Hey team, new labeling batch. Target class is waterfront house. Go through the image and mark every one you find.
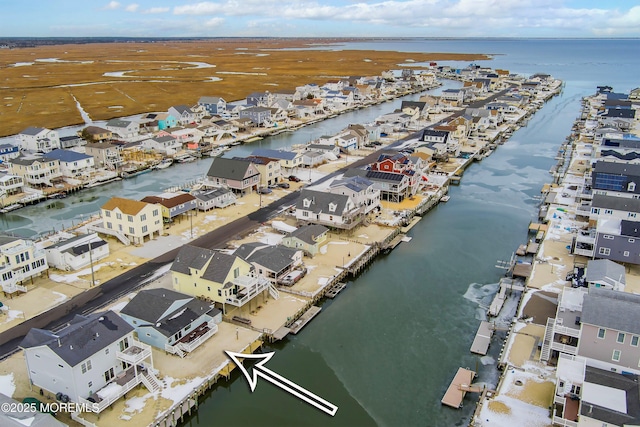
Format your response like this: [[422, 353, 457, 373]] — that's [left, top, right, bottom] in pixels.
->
[[105, 119, 140, 142], [85, 142, 123, 169], [43, 149, 95, 179], [168, 105, 197, 126], [307, 143, 340, 157], [234, 243, 303, 286], [150, 113, 178, 130], [598, 108, 636, 131], [192, 187, 237, 211], [239, 106, 272, 126], [59, 134, 85, 149], [0, 173, 24, 197], [16, 127, 60, 153], [81, 126, 112, 143], [302, 151, 325, 168], [167, 126, 204, 145], [8, 155, 63, 188], [0, 143, 20, 164], [573, 217, 640, 264], [595, 134, 640, 164], [0, 234, 48, 295], [329, 175, 381, 215], [344, 168, 412, 203], [241, 156, 282, 187], [295, 188, 364, 230], [44, 233, 108, 272], [19, 310, 160, 414], [585, 259, 625, 291], [170, 245, 277, 316], [246, 92, 272, 106], [421, 129, 450, 145], [281, 224, 329, 257], [588, 194, 640, 226], [198, 96, 227, 115], [140, 192, 197, 223], [591, 160, 640, 199], [119, 288, 222, 358], [141, 135, 182, 156], [400, 101, 428, 118], [251, 148, 303, 170], [99, 197, 163, 245], [204, 157, 260, 194], [440, 88, 466, 106]]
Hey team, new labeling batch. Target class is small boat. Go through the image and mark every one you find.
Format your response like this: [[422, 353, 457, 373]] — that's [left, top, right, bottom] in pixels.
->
[[121, 167, 152, 179], [174, 154, 197, 163], [440, 195, 450, 202], [0, 203, 23, 213], [48, 192, 67, 199], [154, 158, 173, 169]]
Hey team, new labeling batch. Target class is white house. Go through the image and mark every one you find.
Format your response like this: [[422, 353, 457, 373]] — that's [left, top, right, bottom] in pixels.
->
[[0, 235, 48, 294], [41, 149, 95, 179], [105, 119, 140, 142], [44, 233, 109, 272], [142, 135, 182, 156], [19, 310, 160, 414], [15, 127, 60, 153]]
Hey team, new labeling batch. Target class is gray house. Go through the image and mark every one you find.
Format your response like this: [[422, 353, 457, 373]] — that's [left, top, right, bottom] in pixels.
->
[[19, 311, 159, 413], [120, 289, 222, 358], [192, 187, 237, 211], [205, 157, 260, 194], [585, 259, 626, 291], [198, 96, 227, 115], [281, 224, 329, 257], [577, 288, 640, 375], [592, 160, 640, 198], [235, 243, 303, 285], [140, 192, 197, 222], [593, 218, 640, 265], [295, 189, 363, 230], [239, 106, 272, 126]]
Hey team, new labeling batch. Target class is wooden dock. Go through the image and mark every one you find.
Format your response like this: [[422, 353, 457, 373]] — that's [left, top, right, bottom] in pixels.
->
[[470, 321, 494, 355], [488, 278, 525, 317], [289, 306, 321, 334], [441, 367, 476, 408], [325, 282, 346, 299]]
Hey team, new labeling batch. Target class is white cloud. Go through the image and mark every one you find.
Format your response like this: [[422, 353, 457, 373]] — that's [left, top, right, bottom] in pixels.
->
[[103, 1, 120, 10], [204, 17, 225, 28], [143, 7, 170, 14], [125, 3, 139, 12]]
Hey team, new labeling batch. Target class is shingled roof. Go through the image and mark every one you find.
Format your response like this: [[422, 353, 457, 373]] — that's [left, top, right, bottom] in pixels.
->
[[101, 197, 152, 215]]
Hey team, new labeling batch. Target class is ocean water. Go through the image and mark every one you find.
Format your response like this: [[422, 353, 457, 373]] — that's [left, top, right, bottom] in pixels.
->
[[178, 39, 639, 427]]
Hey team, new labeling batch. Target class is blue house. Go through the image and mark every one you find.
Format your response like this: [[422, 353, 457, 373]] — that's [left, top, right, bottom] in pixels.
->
[[119, 288, 222, 358], [198, 96, 227, 115], [157, 113, 178, 130], [0, 143, 19, 164]]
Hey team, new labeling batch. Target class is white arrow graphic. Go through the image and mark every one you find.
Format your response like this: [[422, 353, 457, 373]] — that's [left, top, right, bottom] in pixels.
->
[[225, 350, 338, 416]]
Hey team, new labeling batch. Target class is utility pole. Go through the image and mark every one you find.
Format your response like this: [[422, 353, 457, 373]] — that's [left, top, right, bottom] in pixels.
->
[[88, 238, 95, 287]]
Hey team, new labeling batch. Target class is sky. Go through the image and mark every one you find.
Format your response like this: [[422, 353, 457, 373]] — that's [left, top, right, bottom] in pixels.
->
[[1, 0, 639, 38]]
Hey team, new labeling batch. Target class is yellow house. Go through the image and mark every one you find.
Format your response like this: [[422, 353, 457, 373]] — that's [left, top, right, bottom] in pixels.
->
[[100, 197, 163, 245], [170, 245, 276, 315], [247, 156, 282, 186], [0, 235, 49, 294]]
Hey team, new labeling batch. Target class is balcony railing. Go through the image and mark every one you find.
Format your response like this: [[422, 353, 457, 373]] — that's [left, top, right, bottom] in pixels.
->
[[553, 323, 581, 338], [78, 374, 141, 413], [226, 275, 271, 307], [552, 415, 578, 427], [551, 341, 578, 355], [165, 321, 218, 357], [116, 339, 152, 365]]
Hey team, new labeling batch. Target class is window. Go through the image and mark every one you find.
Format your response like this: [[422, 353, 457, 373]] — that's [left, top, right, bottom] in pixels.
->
[[81, 360, 92, 373], [629, 213, 637, 219], [105, 348, 109, 355], [598, 328, 606, 339], [603, 235, 614, 240], [140, 214, 146, 221], [632, 336, 639, 347], [127, 215, 133, 222], [107, 222, 112, 229], [207, 286, 211, 291], [234, 267, 240, 278], [629, 182, 636, 192], [618, 333, 625, 343], [604, 209, 613, 215], [599, 247, 611, 256], [88, 381, 93, 388], [116, 213, 122, 220], [105, 211, 111, 217], [104, 367, 115, 382], [153, 209, 159, 217], [218, 289, 222, 297], [303, 199, 311, 208], [302, 211, 309, 217], [612, 349, 621, 362], [142, 225, 148, 233], [129, 227, 134, 234]]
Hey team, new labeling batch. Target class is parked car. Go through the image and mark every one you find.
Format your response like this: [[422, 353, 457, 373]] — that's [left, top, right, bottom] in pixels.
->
[[258, 187, 272, 194], [288, 175, 301, 182], [277, 182, 290, 189]]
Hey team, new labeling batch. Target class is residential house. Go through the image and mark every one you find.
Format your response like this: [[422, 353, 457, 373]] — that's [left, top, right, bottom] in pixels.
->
[[80, 126, 112, 143], [105, 119, 140, 141], [239, 106, 272, 126], [19, 310, 159, 413], [578, 288, 640, 375], [154, 113, 178, 130], [59, 134, 86, 149], [0, 143, 20, 164], [142, 135, 182, 156], [585, 259, 626, 291], [596, 134, 640, 164], [295, 189, 364, 230], [241, 156, 282, 187], [0, 393, 66, 426], [281, 224, 329, 257], [234, 243, 303, 286], [0, 234, 48, 294], [44, 233, 108, 272], [292, 99, 324, 117], [307, 143, 340, 157], [99, 197, 163, 245], [140, 192, 197, 223], [168, 105, 197, 125], [198, 96, 227, 115], [16, 127, 60, 153], [422, 129, 450, 145], [302, 151, 325, 168], [119, 288, 222, 358], [84, 143, 123, 169], [588, 194, 640, 226], [167, 126, 204, 146], [344, 168, 412, 203], [598, 108, 636, 131], [42, 149, 95, 179], [246, 92, 271, 106], [192, 187, 237, 211], [204, 157, 260, 194], [0, 173, 24, 197], [8, 155, 62, 188], [591, 161, 640, 199], [170, 245, 276, 315], [251, 148, 303, 170], [371, 152, 419, 194], [540, 286, 587, 363], [439, 88, 466, 106], [329, 175, 380, 215]]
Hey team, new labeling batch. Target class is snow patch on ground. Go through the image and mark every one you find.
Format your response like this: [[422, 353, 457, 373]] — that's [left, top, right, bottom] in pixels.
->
[[0, 373, 16, 397], [123, 392, 155, 414]]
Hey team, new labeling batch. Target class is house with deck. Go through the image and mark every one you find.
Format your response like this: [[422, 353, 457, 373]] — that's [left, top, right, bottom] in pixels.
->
[[329, 175, 381, 215], [0, 173, 24, 197], [204, 157, 260, 194], [168, 105, 197, 125], [81, 126, 112, 143], [585, 259, 626, 291], [0, 143, 20, 164], [85, 143, 123, 169], [170, 245, 278, 316], [141, 135, 182, 156], [0, 234, 48, 295], [105, 119, 140, 142], [16, 127, 60, 153], [591, 161, 640, 199], [198, 96, 227, 115], [59, 134, 86, 149], [140, 192, 197, 223], [98, 197, 163, 245], [234, 243, 304, 286], [19, 310, 160, 414], [241, 156, 282, 187], [44, 233, 109, 272], [42, 149, 95, 179], [295, 189, 364, 230], [119, 288, 222, 358], [8, 155, 63, 188], [239, 106, 272, 126], [192, 187, 237, 211], [251, 148, 303, 170], [281, 224, 329, 257]]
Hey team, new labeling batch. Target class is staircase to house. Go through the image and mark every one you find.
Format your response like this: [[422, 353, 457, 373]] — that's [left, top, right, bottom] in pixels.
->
[[540, 317, 555, 362], [87, 224, 130, 245], [164, 343, 186, 358], [141, 370, 162, 392], [1, 270, 28, 294], [269, 284, 280, 300]]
